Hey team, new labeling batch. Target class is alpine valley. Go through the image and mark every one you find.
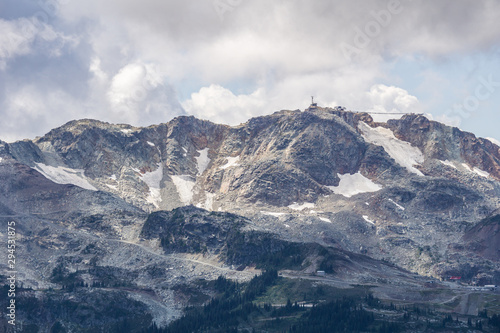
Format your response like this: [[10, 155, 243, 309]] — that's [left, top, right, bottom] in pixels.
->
[[1, 106, 500, 332]]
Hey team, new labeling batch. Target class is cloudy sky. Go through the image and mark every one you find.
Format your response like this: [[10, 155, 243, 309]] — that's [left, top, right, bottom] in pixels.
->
[[1, 0, 500, 142]]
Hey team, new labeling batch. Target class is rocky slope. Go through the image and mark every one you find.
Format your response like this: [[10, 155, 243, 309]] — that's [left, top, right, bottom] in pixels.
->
[[4, 107, 499, 276], [1, 106, 500, 331]]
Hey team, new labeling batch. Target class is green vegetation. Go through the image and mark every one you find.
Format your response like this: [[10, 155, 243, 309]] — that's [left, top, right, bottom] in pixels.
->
[[141, 271, 390, 333], [139, 272, 500, 333], [255, 278, 371, 305]]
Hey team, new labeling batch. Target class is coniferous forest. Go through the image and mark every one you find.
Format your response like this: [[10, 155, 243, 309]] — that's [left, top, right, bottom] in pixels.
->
[[138, 269, 499, 333]]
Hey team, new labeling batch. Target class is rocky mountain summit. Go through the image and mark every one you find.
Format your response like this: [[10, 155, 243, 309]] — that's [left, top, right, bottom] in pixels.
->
[[1, 106, 500, 331]]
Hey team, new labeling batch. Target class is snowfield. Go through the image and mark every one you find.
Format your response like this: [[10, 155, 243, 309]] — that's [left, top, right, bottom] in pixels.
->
[[359, 122, 424, 176], [327, 172, 382, 197], [261, 211, 287, 217], [461, 163, 490, 178], [220, 156, 240, 169], [288, 202, 315, 211], [141, 164, 164, 208], [473, 167, 490, 178], [439, 160, 457, 169], [171, 175, 195, 205], [196, 148, 210, 175], [33, 163, 97, 191]]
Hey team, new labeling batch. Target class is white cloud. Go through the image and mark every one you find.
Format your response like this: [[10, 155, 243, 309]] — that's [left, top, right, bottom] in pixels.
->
[[107, 62, 159, 109], [89, 57, 108, 82], [183, 71, 423, 126], [182, 84, 267, 125], [104, 62, 184, 126], [365, 84, 423, 121], [3, 0, 500, 141]]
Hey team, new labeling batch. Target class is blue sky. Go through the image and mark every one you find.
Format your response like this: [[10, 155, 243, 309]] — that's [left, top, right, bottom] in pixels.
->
[[1, 0, 500, 143]]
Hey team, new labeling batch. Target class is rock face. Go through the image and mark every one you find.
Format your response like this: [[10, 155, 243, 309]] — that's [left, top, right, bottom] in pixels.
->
[[3, 108, 500, 276], [1, 106, 500, 330], [386, 114, 500, 179], [463, 210, 500, 261]]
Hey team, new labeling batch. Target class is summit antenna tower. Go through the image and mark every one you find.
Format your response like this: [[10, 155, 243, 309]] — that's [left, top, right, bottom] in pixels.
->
[[310, 96, 317, 107]]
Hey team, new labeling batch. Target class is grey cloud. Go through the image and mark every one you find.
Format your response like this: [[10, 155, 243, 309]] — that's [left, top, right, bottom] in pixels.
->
[[1, 0, 42, 20], [1, 0, 500, 141]]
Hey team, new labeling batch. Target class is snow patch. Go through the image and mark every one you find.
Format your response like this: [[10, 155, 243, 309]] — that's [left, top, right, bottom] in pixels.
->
[[388, 198, 405, 211], [141, 164, 164, 208], [0, 157, 3, 163], [460, 164, 489, 177], [319, 217, 332, 223], [261, 211, 287, 217], [487, 137, 500, 146], [284, 224, 290, 228], [109, 174, 117, 180], [106, 184, 118, 191], [473, 167, 490, 178], [440, 160, 457, 169], [359, 122, 424, 176], [196, 148, 210, 175], [327, 172, 382, 198], [121, 129, 132, 134], [288, 202, 315, 211], [171, 175, 195, 205], [220, 156, 240, 169], [33, 163, 97, 191], [147, 141, 155, 147], [362, 215, 375, 225]]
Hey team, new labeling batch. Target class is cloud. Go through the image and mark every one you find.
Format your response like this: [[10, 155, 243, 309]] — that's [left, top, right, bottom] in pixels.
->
[[0, 18, 35, 69], [182, 66, 385, 125], [182, 84, 266, 125], [0, 16, 78, 69], [0, 17, 66, 69], [2, 0, 500, 141], [105, 62, 185, 126], [366, 84, 422, 113], [364, 84, 423, 122], [0, 84, 85, 142]]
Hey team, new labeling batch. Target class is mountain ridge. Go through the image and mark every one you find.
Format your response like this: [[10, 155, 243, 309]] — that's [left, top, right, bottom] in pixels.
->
[[1, 106, 500, 331]]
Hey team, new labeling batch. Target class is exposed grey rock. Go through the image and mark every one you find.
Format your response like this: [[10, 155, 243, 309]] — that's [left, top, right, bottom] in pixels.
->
[[2, 107, 500, 330]]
